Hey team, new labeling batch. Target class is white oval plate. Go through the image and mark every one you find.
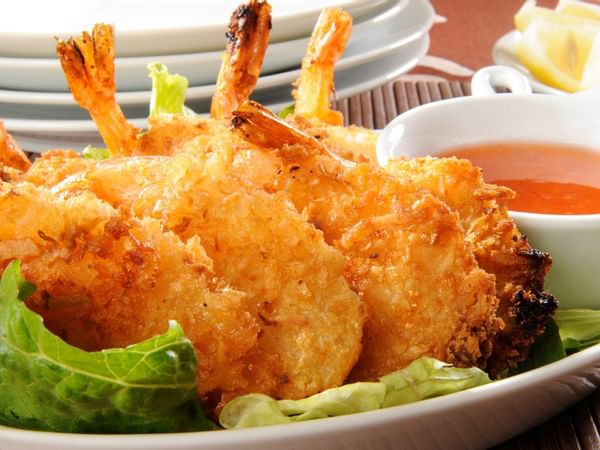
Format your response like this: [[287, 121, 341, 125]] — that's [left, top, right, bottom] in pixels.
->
[[0, 39, 306, 93], [492, 30, 568, 96], [6, 33, 429, 153], [0, 341, 599, 450], [0, 0, 402, 92], [0, 0, 429, 101], [0, 0, 389, 58], [0, 2, 398, 92]]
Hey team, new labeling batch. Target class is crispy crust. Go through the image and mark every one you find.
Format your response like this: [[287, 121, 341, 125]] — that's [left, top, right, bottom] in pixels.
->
[[385, 157, 557, 376], [230, 102, 503, 381]]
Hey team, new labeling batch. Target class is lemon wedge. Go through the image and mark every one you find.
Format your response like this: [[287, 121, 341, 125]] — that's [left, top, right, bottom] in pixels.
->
[[514, 1, 600, 32], [556, 0, 600, 21], [580, 33, 600, 90], [517, 18, 599, 92]]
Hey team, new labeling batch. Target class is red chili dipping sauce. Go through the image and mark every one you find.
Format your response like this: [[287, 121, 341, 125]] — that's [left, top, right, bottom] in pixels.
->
[[439, 142, 600, 215]]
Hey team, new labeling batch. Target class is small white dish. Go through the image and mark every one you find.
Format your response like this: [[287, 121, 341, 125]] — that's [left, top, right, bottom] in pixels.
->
[[377, 68, 600, 308], [0, 0, 429, 94], [492, 30, 568, 96], [0, 0, 389, 58]]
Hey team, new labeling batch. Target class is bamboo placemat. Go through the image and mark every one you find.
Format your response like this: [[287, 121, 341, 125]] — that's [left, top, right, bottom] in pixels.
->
[[20, 79, 600, 449], [334, 79, 472, 128]]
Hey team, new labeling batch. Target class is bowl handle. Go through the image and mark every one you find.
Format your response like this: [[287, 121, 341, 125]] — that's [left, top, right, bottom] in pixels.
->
[[471, 65, 532, 96]]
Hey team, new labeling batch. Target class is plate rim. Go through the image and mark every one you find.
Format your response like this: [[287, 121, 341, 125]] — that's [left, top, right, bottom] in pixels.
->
[[0, 0, 428, 104], [0, 0, 389, 57], [0, 340, 598, 448], [4, 32, 429, 138]]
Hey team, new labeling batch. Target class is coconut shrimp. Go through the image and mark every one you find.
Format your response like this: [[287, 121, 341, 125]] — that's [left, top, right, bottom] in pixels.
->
[[384, 157, 557, 374], [0, 180, 263, 405], [139, 0, 271, 153], [231, 100, 502, 380], [291, 7, 351, 125], [56, 24, 207, 158], [280, 7, 379, 163], [56, 24, 140, 156], [211, 0, 272, 119], [16, 146, 364, 410]]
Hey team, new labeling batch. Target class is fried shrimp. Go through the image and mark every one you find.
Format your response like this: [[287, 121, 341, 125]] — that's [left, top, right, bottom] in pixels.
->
[[292, 8, 351, 126], [210, 0, 272, 119], [16, 148, 363, 409], [0, 181, 261, 402], [230, 100, 501, 380], [384, 157, 557, 374], [284, 7, 378, 163], [56, 24, 140, 156], [56, 24, 207, 157], [287, 114, 379, 163], [0, 0, 559, 426]]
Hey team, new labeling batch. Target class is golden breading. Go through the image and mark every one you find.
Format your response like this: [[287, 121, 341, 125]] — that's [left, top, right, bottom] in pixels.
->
[[384, 157, 557, 375], [28, 150, 364, 407], [19, 149, 93, 186], [286, 115, 379, 164], [229, 102, 502, 380], [276, 157, 500, 380], [211, 0, 272, 119], [0, 182, 260, 401]]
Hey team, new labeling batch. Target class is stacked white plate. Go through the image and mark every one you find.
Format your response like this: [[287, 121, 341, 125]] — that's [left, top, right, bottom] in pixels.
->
[[0, 0, 434, 152]]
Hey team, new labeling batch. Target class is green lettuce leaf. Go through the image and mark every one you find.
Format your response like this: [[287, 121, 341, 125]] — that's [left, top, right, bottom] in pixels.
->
[[0, 260, 213, 433], [147, 62, 190, 117], [82, 145, 110, 160], [219, 356, 490, 429], [555, 309, 600, 353], [380, 357, 490, 407], [277, 103, 295, 119]]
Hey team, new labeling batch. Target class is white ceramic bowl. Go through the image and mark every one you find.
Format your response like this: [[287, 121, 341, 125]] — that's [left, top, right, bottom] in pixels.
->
[[376, 66, 600, 309]]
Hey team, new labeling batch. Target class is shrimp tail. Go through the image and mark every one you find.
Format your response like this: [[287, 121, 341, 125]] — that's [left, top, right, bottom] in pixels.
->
[[211, 0, 272, 120], [231, 100, 354, 167], [56, 24, 140, 156], [232, 100, 322, 151], [292, 8, 352, 126], [0, 120, 31, 176]]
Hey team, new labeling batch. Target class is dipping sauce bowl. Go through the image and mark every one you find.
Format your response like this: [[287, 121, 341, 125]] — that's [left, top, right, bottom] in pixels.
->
[[376, 66, 600, 308]]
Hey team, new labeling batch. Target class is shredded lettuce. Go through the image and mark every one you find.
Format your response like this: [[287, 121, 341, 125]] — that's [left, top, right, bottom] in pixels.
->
[[219, 357, 490, 429], [277, 103, 295, 119], [0, 260, 213, 433], [82, 145, 110, 160], [380, 357, 491, 407], [147, 62, 190, 117]]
